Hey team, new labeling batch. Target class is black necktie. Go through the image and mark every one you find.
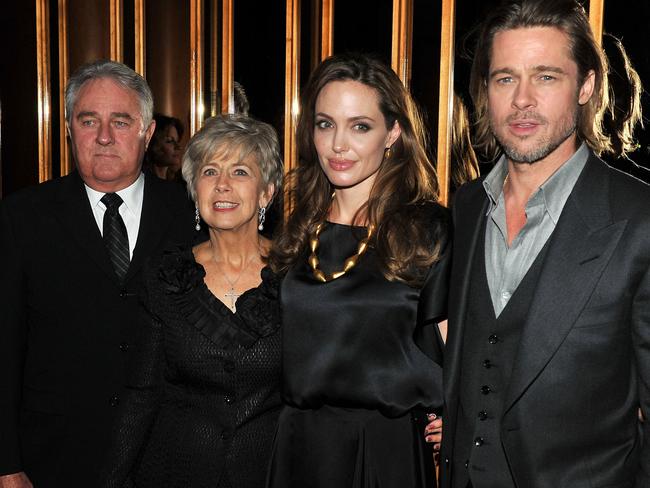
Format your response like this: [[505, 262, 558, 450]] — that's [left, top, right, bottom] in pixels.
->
[[101, 193, 130, 281]]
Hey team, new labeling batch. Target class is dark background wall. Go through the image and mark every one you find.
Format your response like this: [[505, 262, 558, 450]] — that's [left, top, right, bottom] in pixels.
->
[[2, 0, 649, 198]]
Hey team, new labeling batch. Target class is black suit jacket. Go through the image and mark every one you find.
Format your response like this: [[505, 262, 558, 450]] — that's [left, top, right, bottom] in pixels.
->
[[440, 154, 650, 488], [0, 171, 195, 487]]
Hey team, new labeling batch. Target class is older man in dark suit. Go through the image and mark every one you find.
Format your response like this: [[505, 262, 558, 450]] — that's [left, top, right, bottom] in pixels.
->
[[0, 60, 195, 488], [440, 1, 650, 487]]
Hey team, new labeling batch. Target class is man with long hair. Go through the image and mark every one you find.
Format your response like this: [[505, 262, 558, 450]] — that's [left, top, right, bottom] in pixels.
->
[[441, 1, 650, 487]]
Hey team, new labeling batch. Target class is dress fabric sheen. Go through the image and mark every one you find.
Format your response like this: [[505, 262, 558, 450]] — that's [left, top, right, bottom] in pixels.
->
[[268, 206, 450, 488], [101, 245, 282, 488]]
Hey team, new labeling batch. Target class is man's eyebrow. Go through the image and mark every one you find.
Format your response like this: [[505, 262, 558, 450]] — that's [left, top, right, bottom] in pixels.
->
[[75, 111, 98, 119], [111, 112, 136, 120], [75, 111, 136, 120], [489, 68, 515, 79], [489, 65, 567, 78], [532, 65, 567, 74]]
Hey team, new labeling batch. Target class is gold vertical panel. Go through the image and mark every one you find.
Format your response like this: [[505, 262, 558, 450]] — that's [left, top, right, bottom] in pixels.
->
[[210, 0, 219, 116], [391, 0, 413, 86], [134, 0, 146, 75], [58, 0, 71, 175], [436, 0, 455, 207], [285, 0, 301, 178], [36, 0, 52, 182], [110, 0, 123, 62], [190, 0, 204, 135], [320, 0, 334, 61], [221, 0, 234, 113], [588, 0, 604, 44]]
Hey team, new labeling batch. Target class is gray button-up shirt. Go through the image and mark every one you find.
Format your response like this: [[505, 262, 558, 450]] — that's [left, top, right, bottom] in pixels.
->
[[483, 143, 589, 317]]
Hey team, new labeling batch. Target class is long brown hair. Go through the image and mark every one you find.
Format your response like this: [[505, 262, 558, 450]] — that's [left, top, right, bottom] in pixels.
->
[[602, 33, 644, 160], [270, 53, 445, 286], [469, 0, 611, 159]]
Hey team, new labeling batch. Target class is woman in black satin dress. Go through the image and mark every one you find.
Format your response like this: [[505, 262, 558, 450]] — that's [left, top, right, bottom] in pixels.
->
[[101, 113, 283, 488], [268, 53, 449, 488]]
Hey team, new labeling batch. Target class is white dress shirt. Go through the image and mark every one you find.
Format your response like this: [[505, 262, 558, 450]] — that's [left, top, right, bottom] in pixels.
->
[[85, 173, 145, 259]]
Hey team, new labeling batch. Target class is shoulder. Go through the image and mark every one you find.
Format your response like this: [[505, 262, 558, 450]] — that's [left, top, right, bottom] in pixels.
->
[[452, 176, 487, 209], [144, 173, 190, 203], [144, 243, 205, 296], [1, 174, 75, 212], [589, 155, 650, 212]]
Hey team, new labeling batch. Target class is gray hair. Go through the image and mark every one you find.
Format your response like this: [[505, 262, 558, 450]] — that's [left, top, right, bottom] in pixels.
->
[[182, 113, 283, 203], [65, 60, 154, 128]]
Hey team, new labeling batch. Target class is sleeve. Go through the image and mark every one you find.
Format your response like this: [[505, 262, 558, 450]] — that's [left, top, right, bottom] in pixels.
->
[[99, 274, 166, 488], [632, 262, 650, 487], [414, 219, 452, 368], [0, 201, 28, 475]]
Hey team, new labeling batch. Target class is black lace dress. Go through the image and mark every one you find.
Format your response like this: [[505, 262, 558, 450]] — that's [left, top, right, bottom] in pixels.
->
[[101, 246, 282, 488]]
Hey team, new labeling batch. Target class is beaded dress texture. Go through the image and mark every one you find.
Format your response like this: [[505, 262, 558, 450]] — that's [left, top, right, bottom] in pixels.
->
[[101, 245, 282, 488]]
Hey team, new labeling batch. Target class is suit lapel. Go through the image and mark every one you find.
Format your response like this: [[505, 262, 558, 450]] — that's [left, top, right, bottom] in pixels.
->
[[53, 172, 120, 284], [126, 174, 184, 282], [445, 182, 490, 401], [503, 156, 627, 414]]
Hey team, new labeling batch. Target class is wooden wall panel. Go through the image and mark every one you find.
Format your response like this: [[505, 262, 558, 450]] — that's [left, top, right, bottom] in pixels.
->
[[67, 0, 111, 72], [589, 0, 604, 44], [145, 0, 190, 137], [436, 0, 455, 206]]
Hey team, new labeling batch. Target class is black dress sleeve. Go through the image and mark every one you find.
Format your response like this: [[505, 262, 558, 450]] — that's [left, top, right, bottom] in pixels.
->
[[414, 210, 452, 366], [100, 274, 165, 488]]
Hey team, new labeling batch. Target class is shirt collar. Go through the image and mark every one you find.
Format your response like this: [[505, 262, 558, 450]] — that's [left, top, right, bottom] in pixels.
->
[[85, 172, 145, 218], [482, 143, 589, 223], [537, 143, 589, 223]]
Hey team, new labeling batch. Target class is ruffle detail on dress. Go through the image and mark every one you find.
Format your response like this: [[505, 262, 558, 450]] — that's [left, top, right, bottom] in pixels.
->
[[157, 246, 280, 350]]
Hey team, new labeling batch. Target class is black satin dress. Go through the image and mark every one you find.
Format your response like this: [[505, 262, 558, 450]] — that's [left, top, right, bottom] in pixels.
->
[[101, 246, 282, 488], [267, 206, 450, 488]]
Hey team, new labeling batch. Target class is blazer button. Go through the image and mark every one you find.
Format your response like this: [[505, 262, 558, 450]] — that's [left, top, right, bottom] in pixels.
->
[[474, 437, 484, 447], [481, 385, 491, 395], [224, 395, 234, 405], [488, 334, 499, 344], [119, 342, 130, 352], [119, 290, 127, 298], [482, 359, 492, 369], [464, 460, 469, 468], [444, 457, 450, 465], [109, 394, 120, 407], [478, 410, 488, 421]]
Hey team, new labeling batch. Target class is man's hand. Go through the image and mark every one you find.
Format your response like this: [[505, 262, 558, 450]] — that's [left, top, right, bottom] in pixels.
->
[[0, 472, 33, 488]]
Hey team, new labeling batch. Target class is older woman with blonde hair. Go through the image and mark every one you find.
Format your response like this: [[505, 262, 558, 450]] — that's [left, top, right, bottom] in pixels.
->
[[102, 113, 283, 488]]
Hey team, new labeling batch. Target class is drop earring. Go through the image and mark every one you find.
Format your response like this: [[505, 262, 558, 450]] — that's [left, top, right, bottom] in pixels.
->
[[258, 207, 266, 231], [194, 205, 201, 231]]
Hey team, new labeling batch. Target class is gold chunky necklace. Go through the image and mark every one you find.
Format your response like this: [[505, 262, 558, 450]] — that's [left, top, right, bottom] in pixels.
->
[[308, 222, 374, 282]]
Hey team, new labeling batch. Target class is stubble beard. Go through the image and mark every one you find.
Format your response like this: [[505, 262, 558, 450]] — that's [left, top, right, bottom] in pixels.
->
[[490, 110, 578, 165]]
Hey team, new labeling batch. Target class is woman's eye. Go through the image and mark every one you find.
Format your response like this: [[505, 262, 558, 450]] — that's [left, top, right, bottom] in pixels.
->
[[315, 119, 332, 129], [234, 168, 249, 176], [353, 123, 370, 132], [203, 168, 217, 176]]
